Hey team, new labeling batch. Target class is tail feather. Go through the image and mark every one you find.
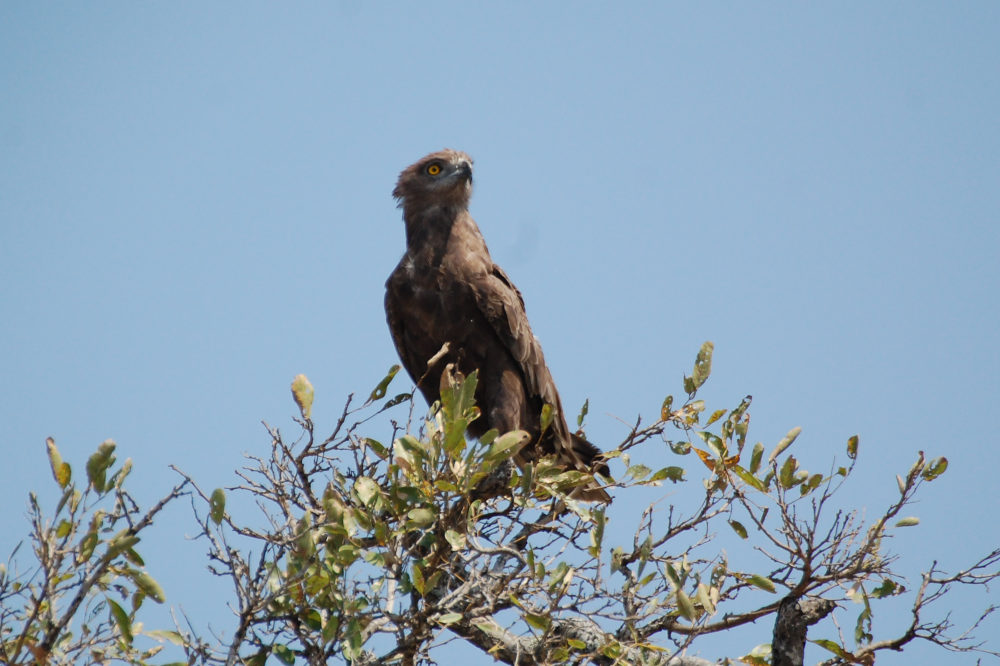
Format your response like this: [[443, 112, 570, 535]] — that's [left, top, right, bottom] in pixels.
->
[[569, 433, 612, 503]]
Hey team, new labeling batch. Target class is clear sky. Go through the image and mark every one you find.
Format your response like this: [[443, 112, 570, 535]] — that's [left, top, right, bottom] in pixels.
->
[[2, 4, 998, 664]]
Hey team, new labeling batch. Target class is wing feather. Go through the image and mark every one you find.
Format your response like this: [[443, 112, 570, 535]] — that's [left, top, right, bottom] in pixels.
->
[[384, 275, 430, 387], [470, 264, 561, 415]]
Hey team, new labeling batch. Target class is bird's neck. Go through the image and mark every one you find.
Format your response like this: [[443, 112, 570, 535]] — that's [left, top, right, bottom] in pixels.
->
[[403, 206, 489, 266]]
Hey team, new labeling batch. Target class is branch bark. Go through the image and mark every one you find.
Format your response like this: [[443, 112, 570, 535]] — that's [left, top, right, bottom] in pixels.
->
[[771, 595, 837, 666]]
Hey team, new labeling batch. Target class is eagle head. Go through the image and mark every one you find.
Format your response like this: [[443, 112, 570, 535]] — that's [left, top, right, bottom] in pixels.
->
[[393, 149, 474, 211]]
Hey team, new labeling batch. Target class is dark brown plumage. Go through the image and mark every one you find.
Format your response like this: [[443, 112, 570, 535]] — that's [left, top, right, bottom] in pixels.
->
[[385, 149, 610, 503]]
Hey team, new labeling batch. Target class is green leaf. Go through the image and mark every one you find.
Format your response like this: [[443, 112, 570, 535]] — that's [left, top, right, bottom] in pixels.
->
[[290, 374, 314, 419], [245, 652, 268, 666], [304, 569, 331, 595], [54, 486, 75, 516], [740, 643, 772, 666], [146, 630, 185, 645], [46, 437, 72, 488], [731, 465, 765, 492], [78, 531, 99, 564], [406, 508, 436, 528], [86, 439, 117, 493], [601, 641, 624, 659], [434, 480, 459, 493], [273, 644, 295, 665], [540, 403, 554, 433], [811, 639, 852, 659], [728, 394, 752, 422], [302, 608, 323, 631], [576, 398, 589, 427], [779, 455, 798, 489], [395, 434, 425, 457], [444, 419, 470, 457], [627, 464, 651, 481], [696, 430, 726, 458], [56, 520, 72, 538], [684, 341, 714, 395], [749, 442, 764, 474], [922, 457, 948, 480], [895, 517, 920, 527], [768, 426, 801, 464], [695, 582, 717, 616], [78, 512, 104, 563], [343, 617, 363, 660], [705, 408, 727, 426], [337, 543, 360, 564], [740, 654, 771, 666], [108, 598, 133, 643], [660, 395, 674, 421], [474, 620, 498, 639], [649, 466, 685, 483], [519, 463, 534, 495], [846, 435, 859, 460], [747, 574, 776, 593], [802, 473, 824, 494], [686, 400, 705, 418], [871, 578, 900, 598], [455, 369, 479, 417], [210, 488, 226, 525], [485, 430, 529, 461], [437, 612, 463, 626], [130, 570, 166, 603], [547, 562, 573, 593], [364, 438, 389, 459], [525, 613, 551, 631], [675, 588, 696, 620], [728, 520, 748, 539], [354, 476, 380, 507], [106, 530, 140, 558], [322, 613, 341, 644], [854, 599, 873, 643], [111, 457, 132, 489], [588, 509, 606, 557], [663, 560, 680, 587], [411, 563, 426, 596], [445, 529, 466, 550], [439, 367, 478, 421], [382, 392, 412, 408], [668, 440, 692, 455], [368, 365, 400, 403]]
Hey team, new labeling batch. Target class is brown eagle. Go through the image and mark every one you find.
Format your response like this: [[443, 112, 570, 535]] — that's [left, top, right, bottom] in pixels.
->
[[385, 149, 610, 503]]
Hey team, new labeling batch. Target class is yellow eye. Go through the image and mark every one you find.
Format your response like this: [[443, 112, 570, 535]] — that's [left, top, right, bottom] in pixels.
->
[[426, 163, 442, 176]]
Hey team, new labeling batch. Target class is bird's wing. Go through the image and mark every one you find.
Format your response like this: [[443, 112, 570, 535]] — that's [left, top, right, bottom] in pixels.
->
[[384, 282, 408, 366], [384, 273, 429, 387], [471, 263, 611, 500], [470, 263, 559, 408]]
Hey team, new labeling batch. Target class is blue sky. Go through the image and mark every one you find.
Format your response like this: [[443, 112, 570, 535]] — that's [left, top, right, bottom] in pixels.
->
[[2, 4, 998, 664]]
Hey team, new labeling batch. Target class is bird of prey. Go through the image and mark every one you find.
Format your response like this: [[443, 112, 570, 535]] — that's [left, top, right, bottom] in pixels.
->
[[384, 149, 610, 503]]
